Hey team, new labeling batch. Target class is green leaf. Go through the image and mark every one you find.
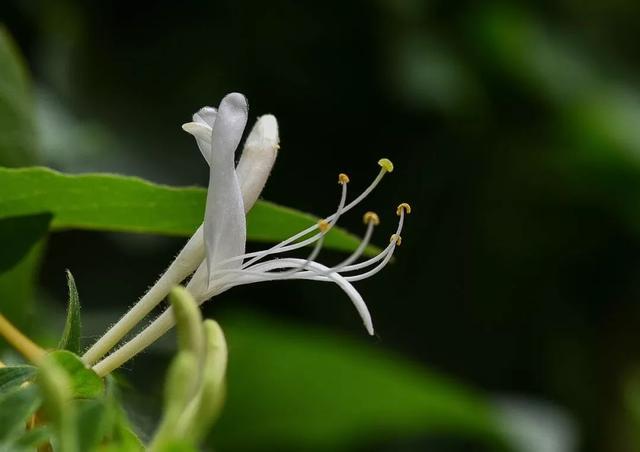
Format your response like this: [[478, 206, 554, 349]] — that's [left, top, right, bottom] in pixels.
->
[[0, 213, 51, 273], [0, 231, 46, 331], [0, 365, 36, 394], [0, 386, 39, 443], [58, 270, 82, 354], [75, 399, 108, 451], [47, 350, 104, 399], [0, 167, 381, 255], [211, 312, 507, 451], [0, 26, 38, 167], [101, 376, 145, 452]]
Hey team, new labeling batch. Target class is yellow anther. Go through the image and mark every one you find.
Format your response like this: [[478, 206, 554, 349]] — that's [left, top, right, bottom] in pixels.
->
[[363, 211, 380, 226], [396, 202, 412, 216], [390, 234, 402, 246], [338, 173, 350, 184], [318, 219, 330, 233], [378, 158, 394, 173]]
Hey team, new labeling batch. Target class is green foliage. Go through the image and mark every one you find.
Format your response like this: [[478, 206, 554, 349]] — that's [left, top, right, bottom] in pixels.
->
[[0, 166, 380, 254], [0, 25, 38, 167], [58, 270, 82, 354], [0, 365, 36, 393], [75, 399, 109, 451], [12, 426, 52, 450], [0, 213, 51, 273], [0, 233, 46, 330], [47, 350, 104, 399], [0, 385, 39, 444], [38, 355, 79, 452], [212, 312, 506, 451]]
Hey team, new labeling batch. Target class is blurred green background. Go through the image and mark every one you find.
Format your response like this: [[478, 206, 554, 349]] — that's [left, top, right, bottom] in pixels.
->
[[3, 1, 640, 451]]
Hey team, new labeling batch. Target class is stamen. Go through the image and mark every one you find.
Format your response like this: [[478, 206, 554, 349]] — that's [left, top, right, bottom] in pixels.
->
[[341, 205, 407, 281], [216, 160, 392, 270], [396, 202, 411, 216], [266, 219, 329, 278], [318, 212, 378, 276], [363, 211, 380, 226], [378, 158, 394, 173], [295, 205, 407, 281], [328, 204, 405, 273], [318, 219, 330, 233]]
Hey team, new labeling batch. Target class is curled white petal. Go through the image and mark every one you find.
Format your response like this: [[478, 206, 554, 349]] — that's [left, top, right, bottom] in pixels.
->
[[211, 258, 374, 335], [183, 106, 217, 164], [194, 106, 217, 127]]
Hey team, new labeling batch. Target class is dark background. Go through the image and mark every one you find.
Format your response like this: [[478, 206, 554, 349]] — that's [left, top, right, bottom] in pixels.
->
[[3, 1, 640, 451]]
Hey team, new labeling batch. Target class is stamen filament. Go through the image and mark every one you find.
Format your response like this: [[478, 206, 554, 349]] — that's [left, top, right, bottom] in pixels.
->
[[237, 175, 349, 270], [319, 214, 377, 276], [234, 166, 389, 270]]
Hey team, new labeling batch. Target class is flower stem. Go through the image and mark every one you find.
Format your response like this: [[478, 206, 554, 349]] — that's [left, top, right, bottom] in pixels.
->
[[0, 314, 45, 363], [93, 308, 176, 377]]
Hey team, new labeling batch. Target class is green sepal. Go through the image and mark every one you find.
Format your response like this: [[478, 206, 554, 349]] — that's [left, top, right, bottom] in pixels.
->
[[57, 270, 82, 354], [47, 350, 104, 399]]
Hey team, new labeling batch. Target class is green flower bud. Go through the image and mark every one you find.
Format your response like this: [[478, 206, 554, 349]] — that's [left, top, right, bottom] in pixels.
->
[[169, 286, 204, 358]]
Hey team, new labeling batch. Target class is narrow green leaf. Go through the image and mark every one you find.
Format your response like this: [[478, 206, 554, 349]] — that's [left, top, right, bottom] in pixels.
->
[[0, 167, 381, 255], [57, 270, 82, 354], [0, 213, 51, 273], [0, 386, 39, 442], [0, 26, 38, 167], [211, 312, 507, 451], [0, 365, 36, 394], [47, 350, 104, 399]]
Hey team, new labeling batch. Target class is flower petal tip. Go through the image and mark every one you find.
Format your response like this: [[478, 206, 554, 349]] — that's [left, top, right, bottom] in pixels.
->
[[245, 114, 280, 151], [221, 92, 249, 114], [182, 122, 211, 141]]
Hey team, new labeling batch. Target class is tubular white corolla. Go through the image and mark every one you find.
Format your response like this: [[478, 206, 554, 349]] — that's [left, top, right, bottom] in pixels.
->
[[86, 91, 410, 378], [92, 167, 410, 377], [82, 97, 279, 366]]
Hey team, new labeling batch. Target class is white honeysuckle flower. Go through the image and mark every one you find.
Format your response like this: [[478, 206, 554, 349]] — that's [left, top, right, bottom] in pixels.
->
[[82, 93, 278, 366], [87, 93, 411, 377]]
